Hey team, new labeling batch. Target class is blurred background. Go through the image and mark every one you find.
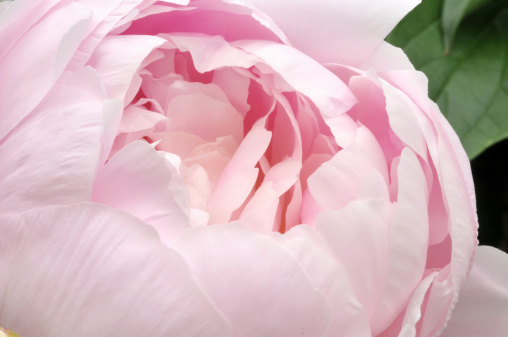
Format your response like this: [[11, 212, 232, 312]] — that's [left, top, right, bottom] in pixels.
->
[[387, 0, 508, 252]]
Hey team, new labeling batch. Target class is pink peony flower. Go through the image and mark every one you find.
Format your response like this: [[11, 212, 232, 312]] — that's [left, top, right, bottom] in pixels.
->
[[1, 0, 507, 336]]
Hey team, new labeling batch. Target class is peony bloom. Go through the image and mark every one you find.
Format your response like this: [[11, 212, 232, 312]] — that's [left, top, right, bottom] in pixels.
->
[[0, 0, 507, 336]]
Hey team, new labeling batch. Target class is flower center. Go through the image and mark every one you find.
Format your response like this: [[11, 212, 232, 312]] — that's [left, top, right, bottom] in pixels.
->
[[109, 35, 338, 233]]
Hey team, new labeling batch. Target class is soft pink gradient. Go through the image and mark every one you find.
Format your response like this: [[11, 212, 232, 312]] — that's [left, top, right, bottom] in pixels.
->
[[1, 0, 507, 336]]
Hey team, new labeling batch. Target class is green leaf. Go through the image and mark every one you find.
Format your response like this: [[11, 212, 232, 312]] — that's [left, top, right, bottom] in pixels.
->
[[387, 0, 508, 159], [442, 0, 492, 52]]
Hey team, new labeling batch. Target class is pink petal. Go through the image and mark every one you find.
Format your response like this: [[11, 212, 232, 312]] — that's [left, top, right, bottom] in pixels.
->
[[0, 203, 230, 337], [171, 224, 330, 337], [426, 103, 478, 332], [87, 35, 165, 103], [439, 246, 508, 337], [150, 131, 206, 159], [0, 67, 106, 214], [361, 41, 415, 71], [93, 140, 190, 244], [417, 267, 454, 337], [212, 68, 252, 117], [166, 33, 259, 72], [347, 74, 405, 165], [278, 225, 373, 337], [239, 159, 301, 232], [118, 105, 169, 134], [316, 199, 392, 322], [246, 0, 419, 66], [234, 40, 358, 147], [165, 93, 244, 143], [0, 0, 59, 61], [372, 148, 429, 334], [0, 1, 92, 141], [124, 2, 283, 43], [207, 123, 272, 224], [307, 126, 389, 211], [381, 79, 428, 160], [67, 0, 150, 70]]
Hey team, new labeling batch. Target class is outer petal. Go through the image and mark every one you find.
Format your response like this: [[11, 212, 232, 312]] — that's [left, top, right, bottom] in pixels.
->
[[0, 1, 92, 141], [278, 225, 373, 337], [440, 246, 508, 337], [67, 0, 156, 70], [372, 148, 429, 334], [246, 0, 419, 66], [316, 199, 392, 324], [381, 70, 478, 336], [170, 224, 331, 337], [0, 0, 60, 60], [0, 203, 230, 337], [0, 67, 106, 214]]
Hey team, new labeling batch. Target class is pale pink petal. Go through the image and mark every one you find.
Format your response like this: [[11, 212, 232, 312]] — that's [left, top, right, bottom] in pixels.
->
[[278, 225, 373, 337], [381, 79, 428, 160], [171, 224, 330, 337], [386, 271, 438, 337], [434, 104, 477, 216], [183, 136, 238, 185], [0, 203, 230, 337], [425, 101, 478, 332], [166, 33, 259, 73], [347, 74, 405, 164], [180, 163, 212, 209], [307, 126, 389, 211], [165, 93, 244, 143], [356, 170, 391, 201], [246, 0, 419, 66], [238, 183, 280, 232], [100, 99, 124, 165], [212, 68, 252, 117], [92, 140, 190, 243], [87, 35, 165, 103], [0, 1, 92, 141], [141, 74, 230, 113], [67, 0, 151, 70], [150, 131, 206, 159], [316, 199, 392, 322], [300, 188, 324, 227], [118, 105, 169, 134], [380, 70, 476, 246], [439, 246, 508, 337], [417, 267, 454, 337], [284, 181, 303, 232], [0, 0, 60, 60], [239, 159, 301, 232], [361, 41, 415, 72], [0, 67, 105, 214], [207, 123, 272, 224], [372, 148, 429, 334]]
